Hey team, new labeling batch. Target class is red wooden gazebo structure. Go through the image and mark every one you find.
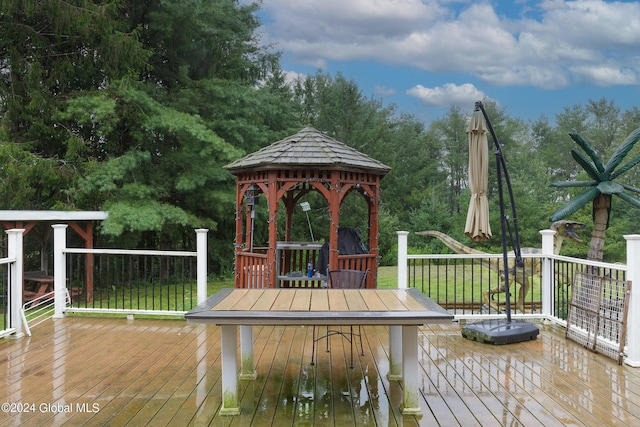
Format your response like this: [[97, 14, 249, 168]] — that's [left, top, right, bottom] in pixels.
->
[[225, 125, 390, 289]]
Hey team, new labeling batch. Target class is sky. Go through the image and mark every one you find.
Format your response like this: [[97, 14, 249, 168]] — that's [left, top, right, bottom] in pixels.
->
[[254, 0, 640, 124]]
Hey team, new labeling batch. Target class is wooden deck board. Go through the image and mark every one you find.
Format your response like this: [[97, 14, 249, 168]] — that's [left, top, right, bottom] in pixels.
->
[[2, 316, 640, 426], [423, 325, 561, 426], [256, 324, 300, 425], [68, 322, 192, 426], [119, 327, 207, 426], [362, 324, 421, 427], [244, 325, 291, 426], [470, 327, 604, 425]]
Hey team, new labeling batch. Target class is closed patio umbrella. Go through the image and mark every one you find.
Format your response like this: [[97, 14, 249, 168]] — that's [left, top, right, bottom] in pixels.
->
[[461, 101, 538, 344], [464, 109, 492, 242]]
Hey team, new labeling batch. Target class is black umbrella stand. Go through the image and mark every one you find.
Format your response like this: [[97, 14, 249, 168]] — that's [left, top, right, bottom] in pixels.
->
[[461, 101, 539, 345]]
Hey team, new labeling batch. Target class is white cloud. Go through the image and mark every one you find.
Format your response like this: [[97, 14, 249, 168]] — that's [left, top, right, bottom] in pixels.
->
[[375, 85, 397, 96], [478, 65, 570, 90], [259, 0, 640, 90], [406, 83, 487, 108], [569, 65, 637, 86]]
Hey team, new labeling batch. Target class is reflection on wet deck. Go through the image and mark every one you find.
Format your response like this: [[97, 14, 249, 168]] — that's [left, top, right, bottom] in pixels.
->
[[1, 317, 639, 426]]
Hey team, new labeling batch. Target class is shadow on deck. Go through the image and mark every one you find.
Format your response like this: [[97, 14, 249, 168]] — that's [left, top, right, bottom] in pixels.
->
[[1, 317, 639, 426]]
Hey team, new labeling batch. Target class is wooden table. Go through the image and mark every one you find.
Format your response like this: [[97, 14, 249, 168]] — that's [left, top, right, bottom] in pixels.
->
[[185, 288, 453, 416]]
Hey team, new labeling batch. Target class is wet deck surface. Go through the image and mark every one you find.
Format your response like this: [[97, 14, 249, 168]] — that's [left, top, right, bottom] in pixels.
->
[[1, 316, 639, 426]]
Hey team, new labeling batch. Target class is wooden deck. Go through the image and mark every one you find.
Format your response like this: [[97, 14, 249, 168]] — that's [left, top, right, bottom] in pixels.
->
[[1, 316, 640, 426]]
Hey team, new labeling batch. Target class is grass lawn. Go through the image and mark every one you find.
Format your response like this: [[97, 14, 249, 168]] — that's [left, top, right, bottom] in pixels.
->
[[376, 265, 398, 288]]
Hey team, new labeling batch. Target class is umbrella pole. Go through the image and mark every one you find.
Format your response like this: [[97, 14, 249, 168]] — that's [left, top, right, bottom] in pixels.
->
[[493, 140, 513, 322], [476, 101, 523, 323], [460, 101, 538, 345]]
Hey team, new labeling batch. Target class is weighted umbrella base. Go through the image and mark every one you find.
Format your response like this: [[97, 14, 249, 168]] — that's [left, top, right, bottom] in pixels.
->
[[462, 319, 539, 345]]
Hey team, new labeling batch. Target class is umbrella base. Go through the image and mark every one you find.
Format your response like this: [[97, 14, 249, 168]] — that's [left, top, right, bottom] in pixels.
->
[[462, 319, 539, 345]]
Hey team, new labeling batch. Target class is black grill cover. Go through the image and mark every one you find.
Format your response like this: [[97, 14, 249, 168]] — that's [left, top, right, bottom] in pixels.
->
[[315, 227, 368, 275]]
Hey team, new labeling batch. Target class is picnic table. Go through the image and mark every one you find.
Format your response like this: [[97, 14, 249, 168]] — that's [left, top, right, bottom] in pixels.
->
[[23, 271, 77, 303]]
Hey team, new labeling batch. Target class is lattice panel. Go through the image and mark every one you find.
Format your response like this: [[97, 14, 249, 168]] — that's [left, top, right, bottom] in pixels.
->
[[566, 271, 631, 364]]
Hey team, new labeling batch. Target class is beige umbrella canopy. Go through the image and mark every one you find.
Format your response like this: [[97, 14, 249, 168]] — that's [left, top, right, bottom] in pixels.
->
[[464, 110, 492, 242]]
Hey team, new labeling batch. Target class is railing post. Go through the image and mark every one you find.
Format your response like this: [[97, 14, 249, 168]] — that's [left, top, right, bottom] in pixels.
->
[[53, 224, 68, 318], [196, 229, 209, 304], [540, 229, 555, 317], [624, 234, 640, 367], [7, 229, 25, 338], [397, 231, 409, 289]]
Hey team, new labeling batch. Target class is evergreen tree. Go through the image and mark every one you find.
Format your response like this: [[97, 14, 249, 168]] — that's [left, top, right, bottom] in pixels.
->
[[0, 0, 149, 208]]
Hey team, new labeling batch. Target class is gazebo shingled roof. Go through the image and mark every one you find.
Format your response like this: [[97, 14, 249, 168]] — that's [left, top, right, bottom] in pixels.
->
[[225, 125, 391, 173], [225, 125, 390, 289]]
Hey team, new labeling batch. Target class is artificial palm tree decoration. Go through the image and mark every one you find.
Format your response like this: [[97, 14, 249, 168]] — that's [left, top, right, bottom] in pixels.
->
[[550, 127, 640, 261]]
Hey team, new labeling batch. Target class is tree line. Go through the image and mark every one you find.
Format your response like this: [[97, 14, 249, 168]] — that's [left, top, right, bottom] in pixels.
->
[[1, 0, 638, 275]]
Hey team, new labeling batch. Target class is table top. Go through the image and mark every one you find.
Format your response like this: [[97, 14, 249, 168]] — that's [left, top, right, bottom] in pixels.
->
[[24, 275, 55, 283], [185, 288, 453, 326]]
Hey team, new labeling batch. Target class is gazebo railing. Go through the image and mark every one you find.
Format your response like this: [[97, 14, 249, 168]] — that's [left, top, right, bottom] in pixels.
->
[[234, 246, 376, 288], [236, 251, 268, 288]]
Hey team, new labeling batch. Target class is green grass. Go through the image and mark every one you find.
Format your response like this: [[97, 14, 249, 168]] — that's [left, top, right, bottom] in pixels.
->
[[376, 266, 398, 288], [207, 276, 235, 294]]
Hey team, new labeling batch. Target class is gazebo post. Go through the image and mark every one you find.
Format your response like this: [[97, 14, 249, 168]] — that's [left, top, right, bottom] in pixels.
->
[[234, 184, 244, 254], [328, 171, 342, 273], [244, 201, 251, 251], [367, 179, 381, 288], [267, 171, 279, 288]]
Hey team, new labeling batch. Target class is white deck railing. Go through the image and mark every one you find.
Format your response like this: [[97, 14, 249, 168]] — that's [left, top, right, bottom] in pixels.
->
[[397, 230, 640, 368], [51, 225, 209, 318], [2, 226, 208, 338]]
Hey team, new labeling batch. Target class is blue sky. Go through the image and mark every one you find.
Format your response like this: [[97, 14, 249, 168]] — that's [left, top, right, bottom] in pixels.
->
[[255, 0, 640, 124]]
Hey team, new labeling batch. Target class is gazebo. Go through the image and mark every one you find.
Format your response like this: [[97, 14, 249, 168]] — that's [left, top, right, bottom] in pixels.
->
[[225, 125, 390, 289]]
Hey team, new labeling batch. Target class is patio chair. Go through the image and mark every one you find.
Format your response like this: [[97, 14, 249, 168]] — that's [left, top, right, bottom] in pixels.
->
[[311, 269, 369, 368]]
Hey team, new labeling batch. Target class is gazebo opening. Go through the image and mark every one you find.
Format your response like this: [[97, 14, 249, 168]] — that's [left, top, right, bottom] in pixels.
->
[[225, 126, 390, 289]]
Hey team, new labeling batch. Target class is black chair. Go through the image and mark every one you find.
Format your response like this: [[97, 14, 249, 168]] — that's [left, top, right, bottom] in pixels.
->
[[311, 269, 368, 368]]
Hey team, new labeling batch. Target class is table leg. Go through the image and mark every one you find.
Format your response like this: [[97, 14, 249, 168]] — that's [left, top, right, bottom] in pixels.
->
[[388, 325, 402, 380], [220, 324, 240, 415], [240, 325, 257, 380], [400, 325, 422, 415]]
